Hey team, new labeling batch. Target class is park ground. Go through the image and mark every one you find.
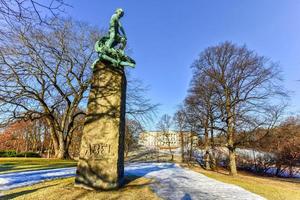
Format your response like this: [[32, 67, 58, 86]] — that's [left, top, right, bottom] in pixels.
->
[[0, 155, 300, 200]]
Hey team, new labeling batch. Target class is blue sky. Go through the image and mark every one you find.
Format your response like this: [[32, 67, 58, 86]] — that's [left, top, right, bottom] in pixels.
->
[[68, 1, 300, 127]]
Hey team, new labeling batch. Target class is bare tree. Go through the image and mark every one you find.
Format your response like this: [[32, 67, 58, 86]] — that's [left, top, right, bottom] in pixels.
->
[[174, 108, 187, 163], [157, 114, 174, 161], [190, 41, 286, 175], [126, 77, 158, 123], [184, 73, 220, 169], [178, 107, 200, 163], [125, 118, 143, 157], [0, 18, 98, 158], [0, 0, 68, 24]]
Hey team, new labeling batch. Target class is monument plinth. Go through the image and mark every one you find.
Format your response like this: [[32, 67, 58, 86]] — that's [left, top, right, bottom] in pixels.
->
[[75, 61, 126, 190]]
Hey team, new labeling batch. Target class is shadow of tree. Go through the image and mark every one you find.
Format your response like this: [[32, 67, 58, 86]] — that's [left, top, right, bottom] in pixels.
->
[[70, 175, 156, 200], [181, 193, 192, 200], [0, 184, 59, 200], [125, 163, 176, 178]]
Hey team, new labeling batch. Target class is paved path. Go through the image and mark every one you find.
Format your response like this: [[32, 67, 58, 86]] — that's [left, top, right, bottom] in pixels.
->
[[0, 163, 265, 200], [126, 163, 265, 200]]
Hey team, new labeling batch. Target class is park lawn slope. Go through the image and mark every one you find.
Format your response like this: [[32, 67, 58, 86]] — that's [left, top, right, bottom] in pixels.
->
[[183, 164, 300, 200], [1, 176, 160, 200], [0, 158, 77, 174]]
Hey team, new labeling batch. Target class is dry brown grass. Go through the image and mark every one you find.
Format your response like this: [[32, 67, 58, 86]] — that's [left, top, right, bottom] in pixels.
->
[[1, 176, 160, 200]]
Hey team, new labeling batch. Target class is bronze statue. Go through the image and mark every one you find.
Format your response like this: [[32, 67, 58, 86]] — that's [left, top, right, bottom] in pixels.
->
[[92, 8, 135, 68]]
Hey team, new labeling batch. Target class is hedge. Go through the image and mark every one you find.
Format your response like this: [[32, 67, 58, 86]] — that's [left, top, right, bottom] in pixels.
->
[[0, 150, 17, 157], [16, 152, 40, 157], [0, 150, 40, 157]]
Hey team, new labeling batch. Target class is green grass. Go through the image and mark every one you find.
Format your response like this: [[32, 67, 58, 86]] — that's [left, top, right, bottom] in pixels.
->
[[0, 158, 77, 174], [183, 163, 300, 200]]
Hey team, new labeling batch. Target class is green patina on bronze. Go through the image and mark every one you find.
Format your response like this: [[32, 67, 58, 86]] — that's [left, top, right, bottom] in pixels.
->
[[92, 8, 135, 68]]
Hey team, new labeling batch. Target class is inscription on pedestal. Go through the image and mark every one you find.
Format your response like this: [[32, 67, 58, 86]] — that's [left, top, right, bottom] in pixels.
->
[[84, 143, 112, 159]]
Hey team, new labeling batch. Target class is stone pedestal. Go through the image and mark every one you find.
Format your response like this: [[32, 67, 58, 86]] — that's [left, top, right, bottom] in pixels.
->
[[75, 61, 126, 190]]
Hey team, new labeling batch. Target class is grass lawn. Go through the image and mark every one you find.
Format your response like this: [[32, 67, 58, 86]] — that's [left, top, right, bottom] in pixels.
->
[[182, 163, 300, 200], [0, 158, 77, 174], [1, 176, 160, 200]]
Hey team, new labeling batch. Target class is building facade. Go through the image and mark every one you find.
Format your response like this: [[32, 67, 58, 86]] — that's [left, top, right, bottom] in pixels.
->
[[138, 131, 198, 150]]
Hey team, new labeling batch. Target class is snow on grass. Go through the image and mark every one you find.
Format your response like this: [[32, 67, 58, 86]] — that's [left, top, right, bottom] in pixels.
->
[[0, 167, 76, 191], [0, 163, 266, 200], [0, 178, 9, 185]]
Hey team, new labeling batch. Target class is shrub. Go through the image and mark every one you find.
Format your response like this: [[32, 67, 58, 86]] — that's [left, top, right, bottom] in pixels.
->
[[0, 150, 17, 157], [16, 152, 41, 158]]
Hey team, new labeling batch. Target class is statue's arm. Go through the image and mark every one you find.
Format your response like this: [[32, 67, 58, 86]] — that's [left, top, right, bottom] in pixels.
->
[[119, 21, 126, 38]]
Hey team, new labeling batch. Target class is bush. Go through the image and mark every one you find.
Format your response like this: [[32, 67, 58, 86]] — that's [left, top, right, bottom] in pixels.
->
[[16, 152, 41, 158], [0, 150, 17, 157], [0, 150, 41, 157]]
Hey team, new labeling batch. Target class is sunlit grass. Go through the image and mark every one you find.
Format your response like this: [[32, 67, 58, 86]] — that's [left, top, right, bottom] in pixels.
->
[[0, 158, 77, 174], [1, 176, 160, 200], [183, 163, 300, 200]]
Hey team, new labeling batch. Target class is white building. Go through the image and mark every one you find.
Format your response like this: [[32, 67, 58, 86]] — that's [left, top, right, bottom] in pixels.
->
[[138, 131, 198, 150]]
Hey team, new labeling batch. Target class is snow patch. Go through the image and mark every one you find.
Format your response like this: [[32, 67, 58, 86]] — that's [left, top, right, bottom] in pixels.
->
[[0, 178, 9, 185]]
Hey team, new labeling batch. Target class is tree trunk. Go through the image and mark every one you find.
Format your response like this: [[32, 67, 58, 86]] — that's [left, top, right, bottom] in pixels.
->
[[168, 143, 173, 161], [226, 90, 237, 176], [209, 115, 217, 171], [56, 146, 65, 159], [228, 147, 237, 176], [46, 119, 60, 158], [56, 132, 66, 159], [189, 131, 193, 162], [204, 124, 210, 170], [125, 143, 129, 158], [180, 131, 185, 163], [253, 149, 258, 172], [275, 162, 281, 176]]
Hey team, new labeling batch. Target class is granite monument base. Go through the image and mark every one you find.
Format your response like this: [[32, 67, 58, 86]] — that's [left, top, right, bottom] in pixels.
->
[[75, 61, 126, 190]]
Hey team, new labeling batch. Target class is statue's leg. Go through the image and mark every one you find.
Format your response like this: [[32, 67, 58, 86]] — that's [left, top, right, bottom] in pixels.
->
[[119, 36, 127, 52], [120, 61, 135, 68], [101, 54, 119, 66], [105, 30, 116, 48]]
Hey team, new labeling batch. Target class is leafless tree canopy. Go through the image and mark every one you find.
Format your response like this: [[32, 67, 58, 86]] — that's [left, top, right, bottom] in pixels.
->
[[183, 41, 287, 175], [0, 18, 99, 158], [126, 76, 158, 124], [0, 0, 68, 24]]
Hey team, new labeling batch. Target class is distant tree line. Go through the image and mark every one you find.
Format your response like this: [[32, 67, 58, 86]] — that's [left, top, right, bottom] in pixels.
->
[[241, 116, 300, 177]]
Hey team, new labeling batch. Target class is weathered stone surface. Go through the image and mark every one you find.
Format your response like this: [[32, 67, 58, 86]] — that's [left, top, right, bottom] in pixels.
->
[[75, 61, 126, 190]]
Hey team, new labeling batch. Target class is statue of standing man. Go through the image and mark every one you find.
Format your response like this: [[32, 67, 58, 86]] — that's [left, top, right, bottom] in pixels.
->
[[93, 8, 135, 68], [106, 8, 126, 51]]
